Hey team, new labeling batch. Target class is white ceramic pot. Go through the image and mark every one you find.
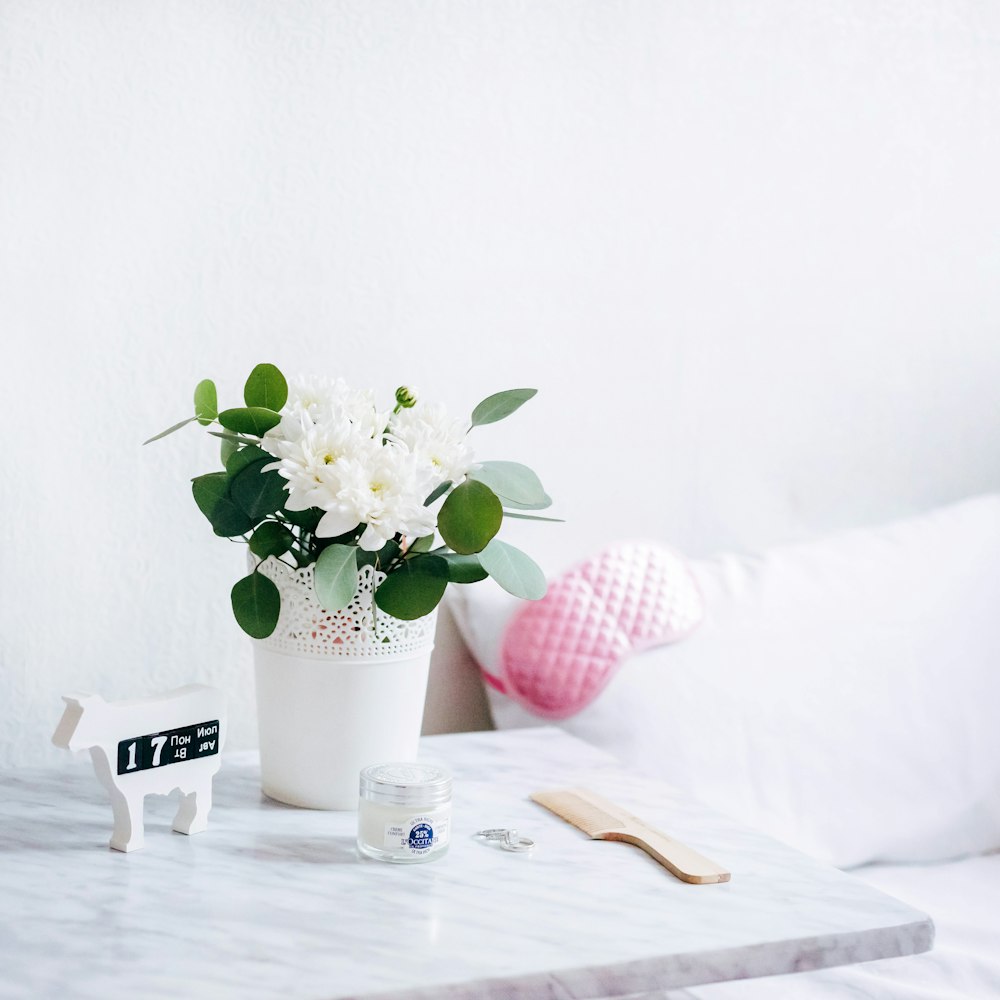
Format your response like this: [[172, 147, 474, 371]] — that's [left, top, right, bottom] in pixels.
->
[[251, 556, 437, 810]]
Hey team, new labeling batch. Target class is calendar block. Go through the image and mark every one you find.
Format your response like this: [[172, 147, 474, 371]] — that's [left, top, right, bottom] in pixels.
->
[[52, 685, 226, 852]]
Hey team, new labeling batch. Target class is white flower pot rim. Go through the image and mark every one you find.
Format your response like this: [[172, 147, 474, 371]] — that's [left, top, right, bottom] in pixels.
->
[[251, 554, 438, 659]]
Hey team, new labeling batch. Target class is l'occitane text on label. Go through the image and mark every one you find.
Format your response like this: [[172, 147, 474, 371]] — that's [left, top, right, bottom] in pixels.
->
[[384, 815, 451, 855]]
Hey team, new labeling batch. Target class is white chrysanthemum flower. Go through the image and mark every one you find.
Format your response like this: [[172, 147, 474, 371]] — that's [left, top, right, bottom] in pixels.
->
[[282, 374, 334, 422], [281, 375, 390, 440], [316, 444, 438, 549], [262, 377, 444, 548], [389, 401, 475, 486], [262, 417, 371, 513]]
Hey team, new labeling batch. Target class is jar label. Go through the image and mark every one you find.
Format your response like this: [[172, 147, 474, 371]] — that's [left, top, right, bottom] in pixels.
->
[[383, 814, 450, 856]]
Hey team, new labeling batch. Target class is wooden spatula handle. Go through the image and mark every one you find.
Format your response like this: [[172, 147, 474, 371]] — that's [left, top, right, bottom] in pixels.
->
[[602, 825, 730, 884]]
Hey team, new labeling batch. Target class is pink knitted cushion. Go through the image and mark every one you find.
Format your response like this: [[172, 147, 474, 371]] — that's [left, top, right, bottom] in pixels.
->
[[493, 542, 704, 719]]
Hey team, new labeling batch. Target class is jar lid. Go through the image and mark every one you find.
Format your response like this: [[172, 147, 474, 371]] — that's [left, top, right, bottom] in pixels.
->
[[359, 762, 452, 806]]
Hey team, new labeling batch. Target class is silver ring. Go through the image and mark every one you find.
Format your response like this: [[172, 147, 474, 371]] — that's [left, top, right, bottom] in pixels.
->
[[474, 828, 535, 852], [501, 832, 534, 853], [474, 829, 511, 841]]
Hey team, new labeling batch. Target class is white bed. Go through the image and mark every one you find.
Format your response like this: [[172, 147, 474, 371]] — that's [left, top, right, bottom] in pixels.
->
[[436, 496, 1000, 999], [672, 852, 1000, 999]]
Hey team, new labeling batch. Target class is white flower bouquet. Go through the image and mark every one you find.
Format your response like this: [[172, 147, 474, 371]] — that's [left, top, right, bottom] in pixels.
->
[[147, 364, 557, 637]]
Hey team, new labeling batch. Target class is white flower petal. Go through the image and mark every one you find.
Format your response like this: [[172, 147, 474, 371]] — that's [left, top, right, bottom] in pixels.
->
[[358, 525, 388, 551], [316, 507, 360, 538]]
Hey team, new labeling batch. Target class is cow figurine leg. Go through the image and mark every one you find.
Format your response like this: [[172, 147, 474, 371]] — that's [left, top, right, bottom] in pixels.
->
[[108, 786, 146, 853], [86, 743, 147, 853], [173, 784, 212, 836]]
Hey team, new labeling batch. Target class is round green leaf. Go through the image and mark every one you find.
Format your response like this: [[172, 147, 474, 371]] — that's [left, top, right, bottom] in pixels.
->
[[225, 444, 271, 477], [478, 539, 547, 600], [191, 472, 254, 537], [357, 539, 401, 569], [471, 461, 548, 506], [502, 493, 554, 511], [437, 480, 503, 555], [244, 363, 288, 411], [374, 556, 449, 621], [408, 534, 435, 553], [248, 521, 295, 559], [220, 435, 238, 466], [282, 506, 323, 531], [441, 552, 488, 584], [194, 379, 218, 426], [191, 472, 227, 518], [231, 571, 281, 639], [470, 388, 537, 427], [218, 407, 281, 436], [230, 460, 288, 522], [313, 544, 359, 611]]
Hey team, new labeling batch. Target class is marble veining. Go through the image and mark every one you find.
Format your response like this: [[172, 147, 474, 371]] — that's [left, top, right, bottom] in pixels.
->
[[0, 728, 932, 1000]]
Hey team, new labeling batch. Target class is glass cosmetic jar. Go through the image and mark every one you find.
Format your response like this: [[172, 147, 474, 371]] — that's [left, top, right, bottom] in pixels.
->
[[357, 762, 452, 864]]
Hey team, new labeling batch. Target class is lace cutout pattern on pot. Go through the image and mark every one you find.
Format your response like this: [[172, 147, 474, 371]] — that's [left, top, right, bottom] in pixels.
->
[[253, 557, 437, 658]]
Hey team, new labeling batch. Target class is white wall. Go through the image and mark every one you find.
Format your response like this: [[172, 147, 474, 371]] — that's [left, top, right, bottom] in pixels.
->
[[2, 1, 999, 767]]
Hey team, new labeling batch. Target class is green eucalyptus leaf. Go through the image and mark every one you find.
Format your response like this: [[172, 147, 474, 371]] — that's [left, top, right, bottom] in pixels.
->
[[230, 459, 288, 522], [191, 472, 227, 518], [408, 534, 435, 554], [478, 539, 547, 600], [191, 472, 254, 536], [470, 388, 537, 427], [374, 555, 448, 620], [441, 552, 488, 584], [244, 363, 288, 411], [220, 436, 238, 466], [225, 444, 271, 477], [142, 415, 198, 445], [374, 539, 401, 569], [314, 544, 359, 611], [437, 480, 503, 555], [248, 521, 295, 559], [194, 379, 218, 426], [471, 461, 547, 506], [282, 506, 324, 531], [218, 407, 281, 436], [209, 430, 260, 446], [231, 571, 280, 639], [502, 511, 565, 523], [356, 540, 401, 570], [424, 480, 452, 506], [501, 493, 553, 511]]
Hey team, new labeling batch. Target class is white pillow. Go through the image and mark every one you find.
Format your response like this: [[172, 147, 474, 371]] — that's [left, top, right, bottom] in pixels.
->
[[449, 495, 1000, 868]]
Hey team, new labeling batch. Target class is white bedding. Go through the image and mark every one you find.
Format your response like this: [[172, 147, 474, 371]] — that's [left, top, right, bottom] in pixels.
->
[[453, 496, 1000, 869], [666, 851, 1000, 999]]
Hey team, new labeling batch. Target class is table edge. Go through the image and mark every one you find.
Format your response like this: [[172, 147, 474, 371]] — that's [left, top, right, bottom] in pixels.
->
[[349, 915, 934, 1000]]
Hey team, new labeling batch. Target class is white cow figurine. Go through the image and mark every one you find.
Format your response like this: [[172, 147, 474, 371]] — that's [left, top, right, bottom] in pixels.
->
[[52, 684, 226, 852]]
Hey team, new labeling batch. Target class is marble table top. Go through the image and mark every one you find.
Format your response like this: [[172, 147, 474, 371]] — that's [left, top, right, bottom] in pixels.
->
[[0, 727, 932, 1000]]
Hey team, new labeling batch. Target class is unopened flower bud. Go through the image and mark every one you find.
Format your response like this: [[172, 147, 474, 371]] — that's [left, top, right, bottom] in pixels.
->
[[395, 386, 418, 409]]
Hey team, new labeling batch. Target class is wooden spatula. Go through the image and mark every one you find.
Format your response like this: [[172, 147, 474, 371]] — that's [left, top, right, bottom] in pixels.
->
[[531, 787, 731, 884]]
